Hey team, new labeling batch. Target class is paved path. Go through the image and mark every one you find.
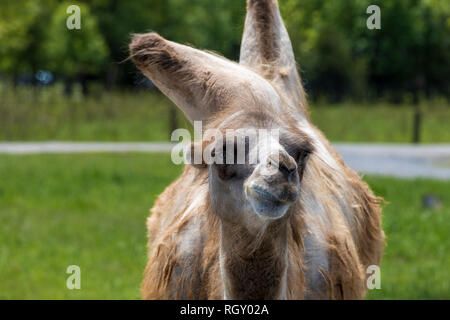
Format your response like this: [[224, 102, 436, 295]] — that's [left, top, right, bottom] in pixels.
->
[[333, 144, 450, 180], [0, 142, 174, 154], [1, 142, 450, 180]]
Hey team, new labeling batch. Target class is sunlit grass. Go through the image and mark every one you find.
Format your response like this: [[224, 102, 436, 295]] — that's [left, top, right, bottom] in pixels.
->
[[310, 102, 450, 143], [0, 85, 190, 142], [0, 153, 448, 299], [365, 176, 450, 299], [0, 85, 448, 143], [0, 153, 183, 299]]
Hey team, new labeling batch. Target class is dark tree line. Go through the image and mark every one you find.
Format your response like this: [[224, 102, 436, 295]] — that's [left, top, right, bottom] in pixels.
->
[[0, 0, 448, 101]]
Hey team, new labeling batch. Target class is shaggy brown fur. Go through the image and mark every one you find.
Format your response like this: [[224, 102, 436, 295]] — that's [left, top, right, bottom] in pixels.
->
[[140, 106, 384, 299], [134, 0, 384, 300]]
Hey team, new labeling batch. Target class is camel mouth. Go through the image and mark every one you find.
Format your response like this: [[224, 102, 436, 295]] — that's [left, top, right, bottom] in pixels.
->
[[246, 183, 291, 219], [247, 182, 298, 203], [251, 185, 280, 202]]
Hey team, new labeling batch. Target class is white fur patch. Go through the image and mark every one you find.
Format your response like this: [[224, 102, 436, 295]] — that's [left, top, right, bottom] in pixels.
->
[[179, 186, 207, 222]]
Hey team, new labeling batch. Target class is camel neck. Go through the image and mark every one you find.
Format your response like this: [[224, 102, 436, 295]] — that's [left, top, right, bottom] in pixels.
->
[[219, 219, 288, 300]]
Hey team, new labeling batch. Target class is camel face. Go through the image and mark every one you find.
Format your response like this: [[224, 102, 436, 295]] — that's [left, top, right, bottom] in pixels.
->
[[207, 118, 312, 226]]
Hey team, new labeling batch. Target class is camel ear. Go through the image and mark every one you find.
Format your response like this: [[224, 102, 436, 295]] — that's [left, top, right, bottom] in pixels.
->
[[129, 33, 273, 123], [240, 0, 308, 115]]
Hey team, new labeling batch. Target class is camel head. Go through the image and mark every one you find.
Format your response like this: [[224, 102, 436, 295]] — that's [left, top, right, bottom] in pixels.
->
[[129, 0, 313, 231]]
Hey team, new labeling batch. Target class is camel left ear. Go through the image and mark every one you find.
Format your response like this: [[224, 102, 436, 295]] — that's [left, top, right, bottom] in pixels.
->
[[129, 33, 277, 123]]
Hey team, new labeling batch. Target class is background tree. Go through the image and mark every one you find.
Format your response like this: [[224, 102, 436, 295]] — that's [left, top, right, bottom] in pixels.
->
[[0, 0, 448, 102], [0, 0, 54, 85], [43, 2, 108, 95]]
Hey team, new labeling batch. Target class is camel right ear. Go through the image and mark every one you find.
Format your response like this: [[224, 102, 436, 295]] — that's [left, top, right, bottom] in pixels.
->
[[240, 0, 308, 115], [129, 33, 275, 123]]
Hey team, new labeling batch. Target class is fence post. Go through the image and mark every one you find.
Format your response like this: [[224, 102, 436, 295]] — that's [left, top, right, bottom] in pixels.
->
[[169, 104, 178, 137], [412, 110, 422, 144]]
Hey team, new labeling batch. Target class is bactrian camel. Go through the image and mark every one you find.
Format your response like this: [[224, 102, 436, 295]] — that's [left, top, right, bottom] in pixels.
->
[[129, 0, 384, 299]]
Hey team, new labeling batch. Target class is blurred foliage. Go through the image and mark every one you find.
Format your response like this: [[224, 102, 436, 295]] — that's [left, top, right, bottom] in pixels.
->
[[0, 0, 50, 76], [0, 0, 449, 101], [280, 0, 450, 100], [43, 2, 108, 78]]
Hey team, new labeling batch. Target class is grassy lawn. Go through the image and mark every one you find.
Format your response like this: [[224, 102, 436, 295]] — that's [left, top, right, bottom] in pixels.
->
[[0, 153, 449, 299], [0, 88, 190, 142], [365, 176, 450, 299], [0, 153, 183, 299], [310, 103, 450, 143], [1, 86, 449, 143]]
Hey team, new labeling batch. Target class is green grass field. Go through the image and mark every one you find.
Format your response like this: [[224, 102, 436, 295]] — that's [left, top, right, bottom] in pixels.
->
[[0, 153, 448, 299], [1, 86, 449, 143]]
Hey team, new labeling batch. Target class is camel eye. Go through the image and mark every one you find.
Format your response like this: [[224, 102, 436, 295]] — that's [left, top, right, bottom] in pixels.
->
[[282, 137, 313, 167], [284, 145, 303, 163], [216, 163, 237, 180], [284, 144, 311, 171], [294, 149, 309, 164], [212, 142, 238, 180], [213, 141, 253, 180]]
